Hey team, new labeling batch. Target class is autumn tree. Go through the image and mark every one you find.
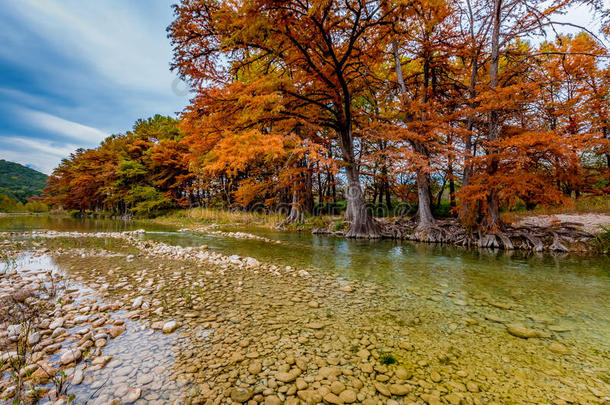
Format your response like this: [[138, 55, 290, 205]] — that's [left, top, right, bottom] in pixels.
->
[[168, 0, 398, 237], [43, 115, 192, 215]]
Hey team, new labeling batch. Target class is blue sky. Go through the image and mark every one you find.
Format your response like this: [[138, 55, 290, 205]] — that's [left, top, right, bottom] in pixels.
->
[[0, 0, 189, 174], [0, 2, 602, 175]]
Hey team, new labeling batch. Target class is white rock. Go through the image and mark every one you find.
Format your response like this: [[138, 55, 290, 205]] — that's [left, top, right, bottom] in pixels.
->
[[49, 318, 64, 330], [132, 296, 143, 309], [7, 324, 21, 337], [28, 331, 40, 345], [60, 349, 82, 365], [0, 351, 18, 362], [124, 387, 142, 402], [162, 321, 179, 334], [72, 368, 84, 385], [244, 257, 260, 267], [74, 315, 89, 324]]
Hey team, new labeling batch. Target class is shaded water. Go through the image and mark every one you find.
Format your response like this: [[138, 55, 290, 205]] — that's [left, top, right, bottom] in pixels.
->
[[1, 214, 609, 403]]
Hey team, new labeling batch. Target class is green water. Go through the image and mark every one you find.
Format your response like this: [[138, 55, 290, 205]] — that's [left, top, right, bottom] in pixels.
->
[[1, 214, 610, 403], [3, 214, 609, 346]]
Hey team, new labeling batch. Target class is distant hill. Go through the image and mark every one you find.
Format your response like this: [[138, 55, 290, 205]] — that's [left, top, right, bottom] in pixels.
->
[[0, 160, 48, 202]]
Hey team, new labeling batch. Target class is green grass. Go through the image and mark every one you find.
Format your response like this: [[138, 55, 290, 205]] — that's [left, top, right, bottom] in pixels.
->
[[153, 207, 285, 227], [593, 226, 610, 254], [379, 354, 397, 365]]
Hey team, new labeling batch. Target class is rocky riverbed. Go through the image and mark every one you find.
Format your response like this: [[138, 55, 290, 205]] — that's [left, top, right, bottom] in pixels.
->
[[1, 231, 609, 404]]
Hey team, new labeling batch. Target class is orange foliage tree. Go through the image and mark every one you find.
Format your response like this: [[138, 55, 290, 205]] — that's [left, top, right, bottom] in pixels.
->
[[43, 0, 609, 241]]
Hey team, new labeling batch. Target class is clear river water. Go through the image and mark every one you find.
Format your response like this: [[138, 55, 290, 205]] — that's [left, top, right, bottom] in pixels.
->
[[0, 214, 608, 404]]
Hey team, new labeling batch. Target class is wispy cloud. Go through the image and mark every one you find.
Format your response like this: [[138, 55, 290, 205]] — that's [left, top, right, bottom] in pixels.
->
[[0, 136, 79, 174], [0, 0, 188, 173], [18, 109, 108, 144]]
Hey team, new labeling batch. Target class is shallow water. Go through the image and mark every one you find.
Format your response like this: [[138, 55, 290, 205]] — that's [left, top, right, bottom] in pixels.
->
[[1, 215, 609, 404]]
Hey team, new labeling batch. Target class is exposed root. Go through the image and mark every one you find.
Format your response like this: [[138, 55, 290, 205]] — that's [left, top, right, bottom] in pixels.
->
[[344, 217, 383, 239], [377, 218, 597, 253]]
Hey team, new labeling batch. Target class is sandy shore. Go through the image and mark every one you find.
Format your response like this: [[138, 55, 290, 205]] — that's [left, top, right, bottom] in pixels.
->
[[516, 213, 610, 234]]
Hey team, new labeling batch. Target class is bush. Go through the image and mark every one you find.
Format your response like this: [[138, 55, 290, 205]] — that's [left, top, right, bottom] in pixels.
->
[[126, 186, 174, 217], [594, 226, 610, 254], [0, 194, 19, 212], [24, 200, 49, 213]]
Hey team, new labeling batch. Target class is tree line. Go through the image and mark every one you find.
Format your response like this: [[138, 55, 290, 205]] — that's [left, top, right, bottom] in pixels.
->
[[44, 0, 609, 238]]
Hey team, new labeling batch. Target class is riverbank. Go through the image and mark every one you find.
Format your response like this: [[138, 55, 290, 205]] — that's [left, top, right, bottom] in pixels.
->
[[1, 230, 609, 404], [147, 207, 610, 254]]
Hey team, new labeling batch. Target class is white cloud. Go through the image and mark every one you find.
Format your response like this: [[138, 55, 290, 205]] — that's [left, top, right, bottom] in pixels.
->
[[8, 0, 179, 95], [18, 109, 108, 145], [0, 136, 80, 174]]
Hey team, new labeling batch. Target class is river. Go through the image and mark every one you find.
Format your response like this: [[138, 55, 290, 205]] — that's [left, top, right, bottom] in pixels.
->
[[0, 214, 608, 404]]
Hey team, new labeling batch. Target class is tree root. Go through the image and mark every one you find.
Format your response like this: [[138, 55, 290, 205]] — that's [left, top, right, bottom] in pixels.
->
[[376, 218, 598, 253]]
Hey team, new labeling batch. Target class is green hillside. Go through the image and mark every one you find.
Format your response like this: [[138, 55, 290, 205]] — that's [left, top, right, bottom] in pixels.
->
[[0, 159, 48, 202]]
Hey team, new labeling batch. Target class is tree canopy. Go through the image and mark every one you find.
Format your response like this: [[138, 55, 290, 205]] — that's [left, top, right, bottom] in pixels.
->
[[44, 0, 609, 238]]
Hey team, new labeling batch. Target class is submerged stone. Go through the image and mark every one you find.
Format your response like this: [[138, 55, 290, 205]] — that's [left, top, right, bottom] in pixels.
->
[[506, 323, 539, 339]]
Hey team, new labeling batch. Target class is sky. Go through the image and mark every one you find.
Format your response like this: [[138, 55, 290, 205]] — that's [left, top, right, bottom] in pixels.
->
[[0, 2, 603, 175], [0, 0, 189, 174]]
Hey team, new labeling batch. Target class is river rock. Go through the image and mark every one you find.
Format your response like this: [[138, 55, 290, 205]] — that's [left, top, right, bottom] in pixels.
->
[[230, 387, 253, 402], [374, 382, 390, 396], [318, 366, 341, 378], [466, 381, 479, 392], [124, 387, 141, 402], [506, 323, 538, 339], [275, 368, 300, 382], [132, 296, 143, 309], [244, 257, 260, 267], [248, 361, 262, 374], [151, 321, 164, 330], [548, 324, 572, 333], [0, 352, 18, 362], [506, 324, 539, 339], [421, 394, 442, 405], [485, 314, 506, 323], [136, 373, 154, 385], [28, 331, 40, 345], [72, 369, 84, 385], [60, 349, 81, 365], [265, 396, 281, 405], [430, 371, 442, 382], [395, 366, 412, 380], [323, 393, 343, 404], [162, 321, 178, 333], [49, 318, 64, 330], [389, 384, 411, 395], [74, 315, 89, 324], [549, 342, 569, 354], [91, 356, 112, 366], [339, 389, 357, 403], [330, 381, 345, 394], [109, 326, 125, 338]]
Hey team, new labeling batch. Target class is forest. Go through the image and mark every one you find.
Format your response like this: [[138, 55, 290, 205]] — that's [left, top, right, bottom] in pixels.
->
[[0, 160, 49, 212], [43, 0, 610, 242]]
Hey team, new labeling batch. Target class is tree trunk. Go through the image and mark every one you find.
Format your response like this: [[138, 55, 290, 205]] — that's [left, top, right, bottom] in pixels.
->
[[448, 160, 456, 209], [484, 0, 503, 232], [393, 39, 434, 229], [372, 183, 379, 207], [340, 126, 381, 238], [284, 186, 304, 224], [602, 126, 610, 186], [384, 180, 392, 212], [416, 169, 435, 229]]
